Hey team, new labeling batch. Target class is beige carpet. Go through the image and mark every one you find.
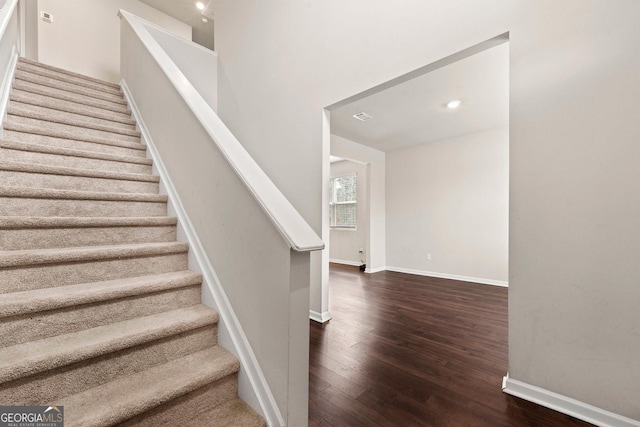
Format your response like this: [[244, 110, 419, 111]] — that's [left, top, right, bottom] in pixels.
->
[[0, 57, 265, 427]]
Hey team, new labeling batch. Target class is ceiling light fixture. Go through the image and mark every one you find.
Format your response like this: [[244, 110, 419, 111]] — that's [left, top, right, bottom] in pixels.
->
[[447, 99, 462, 109], [196, 2, 205, 10]]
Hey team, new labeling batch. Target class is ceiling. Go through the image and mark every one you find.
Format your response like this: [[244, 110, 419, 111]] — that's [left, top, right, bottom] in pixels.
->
[[330, 43, 509, 152], [139, 0, 215, 50]]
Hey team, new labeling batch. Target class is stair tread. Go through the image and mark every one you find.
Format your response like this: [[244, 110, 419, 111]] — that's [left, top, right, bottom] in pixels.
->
[[13, 80, 131, 114], [0, 139, 152, 166], [195, 398, 267, 427], [3, 122, 145, 151], [0, 270, 202, 319], [14, 70, 128, 105], [10, 91, 137, 125], [18, 57, 122, 90], [63, 347, 239, 427], [0, 185, 167, 202], [12, 80, 131, 115], [15, 62, 123, 96], [7, 105, 141, 137], [0, 305, 218, 385], [0, 160, 158, 183], [0, 215, 177, 229], [0, 241, 188, 268]]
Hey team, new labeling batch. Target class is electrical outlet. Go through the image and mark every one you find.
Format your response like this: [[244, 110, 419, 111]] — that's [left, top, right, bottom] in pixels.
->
[[427, 253, 432, 261]]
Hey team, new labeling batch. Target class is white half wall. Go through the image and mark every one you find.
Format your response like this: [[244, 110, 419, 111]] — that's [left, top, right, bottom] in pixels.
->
[[37, 0, 192, 83], [386, 128, 509, 284], [329, 160, 367, 264]]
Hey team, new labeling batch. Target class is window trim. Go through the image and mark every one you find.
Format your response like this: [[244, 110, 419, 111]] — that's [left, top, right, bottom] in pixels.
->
[[329, 173, 357, 230]]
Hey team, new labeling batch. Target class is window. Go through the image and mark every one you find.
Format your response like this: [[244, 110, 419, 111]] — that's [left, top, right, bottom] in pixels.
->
[[330, 174, 357, 229]]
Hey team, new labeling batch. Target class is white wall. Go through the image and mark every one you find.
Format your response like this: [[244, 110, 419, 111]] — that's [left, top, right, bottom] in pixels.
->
[[331, 134, 386, 272], [36, 0, 191, 83], [214, 0, 640, 420], [329, 160, 367, 265], [386, 128, 509, 284]]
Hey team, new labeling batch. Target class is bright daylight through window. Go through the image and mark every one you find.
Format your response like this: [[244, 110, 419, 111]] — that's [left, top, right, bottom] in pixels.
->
[[329, 175, 357, 229]]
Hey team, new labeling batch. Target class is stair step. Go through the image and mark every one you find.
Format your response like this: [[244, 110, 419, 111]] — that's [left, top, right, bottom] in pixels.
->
[[119, 389, 266, 427], [10, 91, 136, 127], [18, 57, 121, 90], [0, 216, 177, 250], [3, 122, 146, 158], [0, 241, 187, 292], [6, 114, 140, 143], [0, 271, 202, 346], [63, 347, 239, 427], [0, 161, 159, 194], [12, 80, 131, 115], [0, 186, 167, 218], [8, 105, 141, 138], [16, 62, 123, 96], [0, 306, 219, 404], [15, 69, 127, 105], [0, 139, 153, 175]]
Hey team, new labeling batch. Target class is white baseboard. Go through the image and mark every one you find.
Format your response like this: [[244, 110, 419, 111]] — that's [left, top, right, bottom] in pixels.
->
[[309, 310, 332, 323], [365, 266, 386, 274], [385, 266, 508, 287], [503, 375, 640, 427], [329, 258, 362, 267], [122, 80, 284, 427]]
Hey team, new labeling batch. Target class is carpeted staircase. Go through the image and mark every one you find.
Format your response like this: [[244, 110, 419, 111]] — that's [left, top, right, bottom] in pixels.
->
[[0, 57, 266, 427]]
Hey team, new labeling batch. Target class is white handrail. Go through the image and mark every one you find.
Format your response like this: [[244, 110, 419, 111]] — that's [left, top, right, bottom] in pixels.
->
[[0, 0, 17, 38], [118, 10, 324, 252]]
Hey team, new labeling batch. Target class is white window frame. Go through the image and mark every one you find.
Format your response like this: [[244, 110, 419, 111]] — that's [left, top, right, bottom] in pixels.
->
[[329, 173, 357, 230]]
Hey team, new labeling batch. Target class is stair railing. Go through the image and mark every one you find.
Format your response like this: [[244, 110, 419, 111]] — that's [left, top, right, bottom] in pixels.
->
[[0, 0, 19, 130], [119, 10, 323, 427]]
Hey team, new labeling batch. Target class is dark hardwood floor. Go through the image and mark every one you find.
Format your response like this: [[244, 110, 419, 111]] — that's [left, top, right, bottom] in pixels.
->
[[308, 264, 593, 427]]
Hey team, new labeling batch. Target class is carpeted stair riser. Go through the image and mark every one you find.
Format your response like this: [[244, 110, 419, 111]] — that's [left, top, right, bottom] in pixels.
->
[[0, 169, 159, 194], [9, 90, 132, 124], [8, 105, 140, 137], [0, 141, 153, 175], [0, 195, 167, 217], [119, 377, 242, 427], [1, 326, 217, 405], [15, 70, 127, 105], [7, 113, 141, 143], [16, 61, 122, 96], [12, 80, 131, 115], [18, 58, 122, 91], [15, 62, 123, 97], [1, 285, 202, 347], [0, 252, 188, 293], [10, 92, 136, 127], [63, 347, 239, 427], [0, 271, 202, 318], [3, 129, 146, 158], [0, 222, 177, 250]]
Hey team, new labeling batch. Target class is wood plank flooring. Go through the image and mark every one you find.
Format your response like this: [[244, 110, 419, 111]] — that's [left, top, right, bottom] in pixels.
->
[[308, 264, 593, 426]]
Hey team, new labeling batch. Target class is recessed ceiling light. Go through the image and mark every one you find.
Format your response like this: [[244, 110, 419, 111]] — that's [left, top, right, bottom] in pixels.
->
[[196, 2, 205, 10], [201, 17, 208, 23], [353, 112, 373, 122], [447, 99, 462, 109]]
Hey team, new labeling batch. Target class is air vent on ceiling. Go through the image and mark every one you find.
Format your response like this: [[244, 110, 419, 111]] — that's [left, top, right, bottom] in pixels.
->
[[353, 112, 373, 122]]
